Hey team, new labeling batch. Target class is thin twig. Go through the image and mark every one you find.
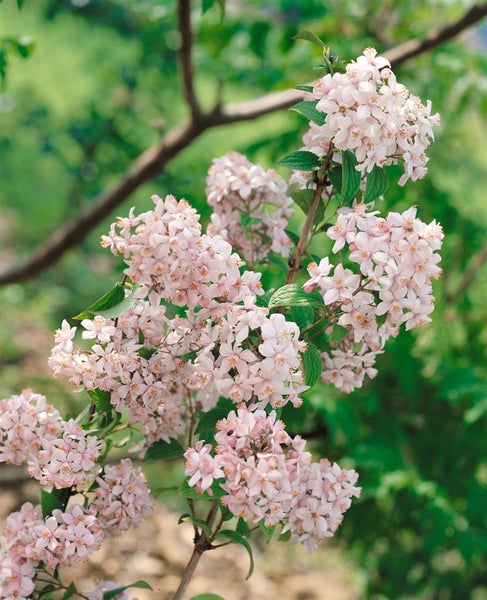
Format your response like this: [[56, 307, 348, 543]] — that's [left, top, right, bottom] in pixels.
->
[[1, 3, 486, 286]]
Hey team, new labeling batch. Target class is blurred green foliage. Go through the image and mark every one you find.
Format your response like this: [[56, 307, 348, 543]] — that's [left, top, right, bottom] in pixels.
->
[[1, 0, 487, 598]]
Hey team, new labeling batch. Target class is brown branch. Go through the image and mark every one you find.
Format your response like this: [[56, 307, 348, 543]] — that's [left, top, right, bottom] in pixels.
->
[[383, 2, 487, 67], [445, 239, 487, 305], [1, 3, 487, 287], [178, 0, 202, 120]]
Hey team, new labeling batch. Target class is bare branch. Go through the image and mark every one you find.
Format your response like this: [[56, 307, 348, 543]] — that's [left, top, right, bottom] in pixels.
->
[[384, 2, 487, 67], [1, 3, 486, 287], [445, 239, 487, 305], [178, 0, 202, 120]]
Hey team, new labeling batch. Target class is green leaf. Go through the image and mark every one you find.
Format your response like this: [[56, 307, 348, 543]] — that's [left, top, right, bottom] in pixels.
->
[[284, 228, 300, 248], [41, 489, 65, 518], [103, 581, 152, 600], [327, 166, 342, 194], [17, 0, 26, 7], [15, 36, 35, 58], [87, 388, 111, 412], [328, 325, 348, 342], [138, 346, 158, 360], [258, 519, 277, 541], [236, 517, 251, 536], [202, 0, 225, 15], [291, 188, 325, 225], [191, 595, 226, 600], [195, 398, 234, 439], [268, 284, 324, 311], [240, 212, 261, 228], [341, 151, 361, 204], [279, 150, 320, 172], [291, 305, 315, 331], [145, 439, 185, 461], [364, 165, 389, 202], [60, 582, 77, 600], [217, 529, 255, 579], [294, 84, 314, 93], [291, 101, 326, 126], [293, 30, 327, 49], [178, 514, 213, 539], [73, 282, 126, 320], [302, 342, 323, 387], [180, 478, 226, 500]]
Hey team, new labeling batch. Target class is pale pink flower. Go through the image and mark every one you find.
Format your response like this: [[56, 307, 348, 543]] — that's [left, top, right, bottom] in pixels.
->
[[91, 458, 152, 536]]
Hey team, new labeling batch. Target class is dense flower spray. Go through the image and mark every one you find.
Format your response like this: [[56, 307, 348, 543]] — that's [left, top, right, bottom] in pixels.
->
[[0, 47, 443, 599]]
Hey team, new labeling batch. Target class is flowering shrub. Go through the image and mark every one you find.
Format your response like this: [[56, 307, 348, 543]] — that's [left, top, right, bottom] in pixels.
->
[[0, 47, 443, 599]]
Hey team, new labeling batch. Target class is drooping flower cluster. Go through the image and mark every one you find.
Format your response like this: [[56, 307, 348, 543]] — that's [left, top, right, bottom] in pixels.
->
[[206, 151, 293, 262], [304, 203, 444, 392], [0, 391, 151, 596], [185, 408, 360, 552], [90, 458, 152, 536], [0, 389, 102, 489], [294, 47, 440, 186], [0, 389, 62, 465], [27, 419, 101, 489], [49, 195, 308, 445], [0, 502, 104, 598]]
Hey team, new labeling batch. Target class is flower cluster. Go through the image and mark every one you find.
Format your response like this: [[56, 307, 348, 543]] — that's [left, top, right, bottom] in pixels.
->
[[90, 458, 152, 536], [0, 392, 151, 596], [304, 203, 444, 392], [0, 389, 62, 465], [185, 408, 360, 552], [206, 151, 293, 262], [0, 502, 104, 598], [27, 419, 101, 489], [295, 47, 440, 186], [50, 195, 308, 445]]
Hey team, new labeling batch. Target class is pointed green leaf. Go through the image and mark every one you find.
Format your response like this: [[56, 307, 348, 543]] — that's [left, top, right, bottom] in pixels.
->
[[178, 514, 213, 539], [294, 84, 314, 93], [291, 101, 326, 126], [145, 439, 185, 461], [293, 30, 327, 49], [236, 517, 251, 535], [73, 283, 126, 320], [41, 489, 65, 519], [364, 165, 389, 202], [195, 397, 234, 439], [60, 583, 77, 600], [341, 150, 361, 203], [180, 478, 226, 500], [268, 284, 324, 310], [291, 305, 315, 331], [103, 581, 152, 600], [191, 595, 226, 600], [87, 388, 111, 412], [284, 228, 300, 248], [302, 342, 323, 387], [217, 529, 255, 579], [305, 347, 327, 378], [279, 151, 320, 172], [258, 519, 277, 541], [328, 325, 348, 342], [327, 166, 342, 194]]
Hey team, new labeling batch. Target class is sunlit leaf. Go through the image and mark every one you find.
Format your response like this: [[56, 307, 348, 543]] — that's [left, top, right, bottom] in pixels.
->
[[279, 150, 320, 171], [268, 284, 324, 310]]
